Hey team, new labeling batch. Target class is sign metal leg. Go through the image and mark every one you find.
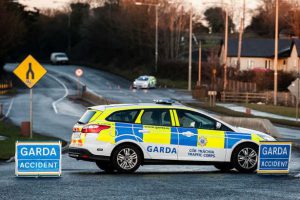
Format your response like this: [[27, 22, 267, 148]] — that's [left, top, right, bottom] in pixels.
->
[[30, 89, 33, 139]]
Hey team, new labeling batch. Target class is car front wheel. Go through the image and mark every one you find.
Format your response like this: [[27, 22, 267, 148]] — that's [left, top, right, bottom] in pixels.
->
[[232, 143, 258, 173], [111, 144, 141, 173]]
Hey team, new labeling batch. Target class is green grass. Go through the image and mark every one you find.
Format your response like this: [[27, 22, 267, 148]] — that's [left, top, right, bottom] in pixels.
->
[[242, 103, 297, 118], [157, 78, 188, 89], [187, 102, 300, 128], [0, 121, 66, 160]]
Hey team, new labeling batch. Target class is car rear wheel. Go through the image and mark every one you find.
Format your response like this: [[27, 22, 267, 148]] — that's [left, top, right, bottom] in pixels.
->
[[111, 144, 141, 173], [95, 161, 115, 173], [232, 143, 258, 173], [214, 163, 234, 172]]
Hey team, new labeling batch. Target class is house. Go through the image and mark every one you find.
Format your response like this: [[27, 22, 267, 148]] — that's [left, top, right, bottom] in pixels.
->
[[219, 38, 300, 72]]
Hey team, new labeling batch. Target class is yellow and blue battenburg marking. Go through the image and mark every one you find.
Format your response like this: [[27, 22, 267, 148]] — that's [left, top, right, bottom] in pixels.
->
[[95, 123, 262, 148]]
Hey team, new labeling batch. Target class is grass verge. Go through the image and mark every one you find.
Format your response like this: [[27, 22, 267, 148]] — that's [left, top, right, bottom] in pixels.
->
[[242, 103, 297, 118], [187, 102, 300, 128], [0, 121, 67, 160]]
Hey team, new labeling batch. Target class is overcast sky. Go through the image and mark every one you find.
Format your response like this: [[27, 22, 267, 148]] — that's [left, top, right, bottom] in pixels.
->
[[18, 0, 262, 27]]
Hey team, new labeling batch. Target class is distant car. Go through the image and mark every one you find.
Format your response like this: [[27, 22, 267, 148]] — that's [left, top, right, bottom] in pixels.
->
[[50, 52, 69, 64], [133, 75, 157, 89]]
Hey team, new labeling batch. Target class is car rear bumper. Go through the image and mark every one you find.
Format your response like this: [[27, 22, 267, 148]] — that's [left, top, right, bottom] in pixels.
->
[[68, 147, 110, 162]]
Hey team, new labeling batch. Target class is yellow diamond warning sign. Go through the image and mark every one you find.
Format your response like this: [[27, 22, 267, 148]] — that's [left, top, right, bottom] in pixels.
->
[[13, 55, 47, 88]]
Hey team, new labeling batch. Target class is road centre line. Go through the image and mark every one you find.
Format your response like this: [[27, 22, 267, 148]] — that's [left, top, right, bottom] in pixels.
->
[[46, 73, 69, 114], [0, 98, 14, 121]]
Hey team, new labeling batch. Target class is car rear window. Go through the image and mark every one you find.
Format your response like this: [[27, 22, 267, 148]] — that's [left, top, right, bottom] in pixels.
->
[[78, 110, 97, 124], [137, 77, 148, 81], [106, 110, 139, 123]]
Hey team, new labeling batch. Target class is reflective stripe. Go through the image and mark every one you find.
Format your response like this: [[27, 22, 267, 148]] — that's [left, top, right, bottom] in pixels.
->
[[225, 132, 252, 149], [170, 110, 175, 126], [135, 110, 144, 124], [198, 129, 225, 148], [97, 122, 116, 144], [143, 125, 171, 145], [172, 110, 180, 126], [251, 133, 263, 143]]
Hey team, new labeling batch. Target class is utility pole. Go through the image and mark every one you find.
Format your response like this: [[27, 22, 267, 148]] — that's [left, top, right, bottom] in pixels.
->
[[68, 12, 71, 54], [197, 41, 202, 87], [237, 0, 245, 71], [188, 7, 193, 91], [155, 5, 158, 73], [223, 8, 229, 91], [274, 0, 279, 106], [237, 18, 243, 71], [135, 2, 159, 73]]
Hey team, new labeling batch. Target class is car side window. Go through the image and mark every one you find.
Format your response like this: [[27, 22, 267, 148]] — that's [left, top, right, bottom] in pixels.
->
[[176, 110, 217, 130], [141, 109, 171, 127], [106, 110, 139, 123]]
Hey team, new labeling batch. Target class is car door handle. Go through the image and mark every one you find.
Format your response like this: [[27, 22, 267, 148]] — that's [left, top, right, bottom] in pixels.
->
[[182, 131, 195, 137], [138, 129, 149, 133]]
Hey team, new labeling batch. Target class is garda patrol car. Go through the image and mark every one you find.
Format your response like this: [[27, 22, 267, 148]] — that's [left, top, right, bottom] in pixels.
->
[[69, 101, 276, 173]]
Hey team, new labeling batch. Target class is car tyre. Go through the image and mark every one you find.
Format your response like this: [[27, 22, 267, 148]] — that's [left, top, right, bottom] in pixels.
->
[[95, 161, 115, 173], [214, 163, 234, 172], [111, 144, 141, 173], [232, 143, 258, 173]]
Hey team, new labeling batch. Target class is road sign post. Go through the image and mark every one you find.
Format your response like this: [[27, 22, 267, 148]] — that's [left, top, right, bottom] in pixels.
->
[[15, 141, 62, 177], [257, 141, 292, 174], [288, 78, 300, 121], [75, 68, 83, 96], [30, 89, 33, 138], [13, 55, 47, 138]]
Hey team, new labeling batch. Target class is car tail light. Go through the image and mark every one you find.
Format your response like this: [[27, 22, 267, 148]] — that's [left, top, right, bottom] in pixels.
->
[[81, 124, 110, 134]]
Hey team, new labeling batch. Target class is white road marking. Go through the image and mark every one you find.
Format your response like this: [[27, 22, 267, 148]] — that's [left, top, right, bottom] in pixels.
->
[[47, 73, 69, 114], [0, 98, 14, 121], [46, 68, 100, 97]]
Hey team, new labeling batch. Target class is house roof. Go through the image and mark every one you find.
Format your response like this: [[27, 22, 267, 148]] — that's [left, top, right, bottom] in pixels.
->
[[226, 38, 293, 58]]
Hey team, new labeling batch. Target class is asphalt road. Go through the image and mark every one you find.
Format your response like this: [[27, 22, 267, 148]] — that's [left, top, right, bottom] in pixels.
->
[[0, 153, 300, 200], [1, 63, 300, 199]]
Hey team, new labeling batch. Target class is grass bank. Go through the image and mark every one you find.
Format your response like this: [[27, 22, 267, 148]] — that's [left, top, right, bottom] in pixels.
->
[[188, 103, 300, 128], [0, 121, 66, 160], [242, 104, 297, 118]]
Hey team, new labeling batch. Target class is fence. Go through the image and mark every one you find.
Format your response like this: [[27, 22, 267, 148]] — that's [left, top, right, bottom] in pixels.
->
[[221, 92, 267, 104], [214, 79, 257, 92], [220, 91, 298, 106]]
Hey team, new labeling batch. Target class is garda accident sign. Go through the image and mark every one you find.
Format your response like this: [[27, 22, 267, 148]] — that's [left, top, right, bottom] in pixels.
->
[[15, 141, 62, 177], [257, 141, 292, 174]]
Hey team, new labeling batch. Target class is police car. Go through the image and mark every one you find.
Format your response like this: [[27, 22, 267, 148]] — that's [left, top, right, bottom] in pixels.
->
[[133, 75, 157, 89], [69, 101, 276, 173]]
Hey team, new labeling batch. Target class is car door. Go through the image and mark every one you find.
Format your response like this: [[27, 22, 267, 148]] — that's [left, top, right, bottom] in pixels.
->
[[137, 108, 178, 160], [174, 109, 227, 162]]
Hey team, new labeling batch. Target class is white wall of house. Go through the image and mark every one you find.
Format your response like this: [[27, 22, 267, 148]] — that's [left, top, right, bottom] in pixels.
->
[[287, 45, 299, 72], [220, 44, 299, 72]]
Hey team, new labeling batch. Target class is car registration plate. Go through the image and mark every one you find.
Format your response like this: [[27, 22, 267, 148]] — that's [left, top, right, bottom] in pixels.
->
[[73, 132, 81, 140]]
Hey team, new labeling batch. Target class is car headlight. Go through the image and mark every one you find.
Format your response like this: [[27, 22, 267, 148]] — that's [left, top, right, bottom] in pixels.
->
[[257, 133, 276, 141]]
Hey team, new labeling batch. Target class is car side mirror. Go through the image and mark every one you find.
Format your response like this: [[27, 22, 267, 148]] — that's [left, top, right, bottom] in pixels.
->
[[216, 122, 222, 130]]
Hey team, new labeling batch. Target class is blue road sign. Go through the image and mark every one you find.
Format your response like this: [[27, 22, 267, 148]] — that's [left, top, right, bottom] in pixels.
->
[[15, 141, 62, 177], [257, 142, 292, 174]]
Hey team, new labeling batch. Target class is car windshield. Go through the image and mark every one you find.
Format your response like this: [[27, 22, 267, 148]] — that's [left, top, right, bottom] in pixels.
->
[[137, 77, 148, 81]]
